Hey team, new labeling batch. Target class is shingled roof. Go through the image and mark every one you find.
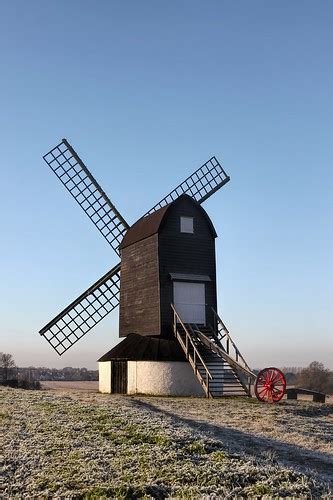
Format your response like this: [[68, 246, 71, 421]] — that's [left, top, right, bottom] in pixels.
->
[[98, 333, 186, 362]]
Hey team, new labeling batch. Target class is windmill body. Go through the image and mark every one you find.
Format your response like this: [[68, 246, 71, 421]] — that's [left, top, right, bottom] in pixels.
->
[[119, 195, 217, 339], [39, 139, 257, 399], [97, 195, 218, 396]]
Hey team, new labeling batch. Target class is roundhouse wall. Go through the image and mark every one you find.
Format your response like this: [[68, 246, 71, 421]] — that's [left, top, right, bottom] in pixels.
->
[[98, 361, 111, 393], [127, 361, 205, 396]]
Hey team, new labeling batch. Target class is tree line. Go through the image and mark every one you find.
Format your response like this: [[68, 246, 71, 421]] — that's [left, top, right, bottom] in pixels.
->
[[0, 352, 98, 384], [284, 361, 333, 394], [1, 352, 332, 393]]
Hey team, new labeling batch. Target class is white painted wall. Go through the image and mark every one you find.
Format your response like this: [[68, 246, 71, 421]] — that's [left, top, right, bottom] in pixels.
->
[[128, 361, 205, 396], [98, 361, 112, 393]]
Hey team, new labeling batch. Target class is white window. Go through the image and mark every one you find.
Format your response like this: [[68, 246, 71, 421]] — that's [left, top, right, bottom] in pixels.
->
[[180, 216, 194, 233]]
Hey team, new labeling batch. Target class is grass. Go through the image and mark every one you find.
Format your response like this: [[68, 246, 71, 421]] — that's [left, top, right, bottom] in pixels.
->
[[1, 386, 332, 498]]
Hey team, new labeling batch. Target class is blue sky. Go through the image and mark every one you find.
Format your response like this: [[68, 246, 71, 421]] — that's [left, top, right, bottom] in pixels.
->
[[1, 1, 332, 369]]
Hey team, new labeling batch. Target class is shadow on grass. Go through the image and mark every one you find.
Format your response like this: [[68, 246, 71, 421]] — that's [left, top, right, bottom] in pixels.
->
[[129, 397, 333, 484]]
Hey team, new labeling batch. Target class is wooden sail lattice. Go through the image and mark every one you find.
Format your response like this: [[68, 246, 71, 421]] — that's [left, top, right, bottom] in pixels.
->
[[43, 139, 129, 255], [40, 140, 230, 355], [39, 264, 120, 355], [144, 156, 230, 216]]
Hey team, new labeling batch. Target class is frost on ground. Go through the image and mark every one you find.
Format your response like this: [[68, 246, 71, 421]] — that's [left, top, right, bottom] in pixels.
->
[[1, 386, 332, 498]]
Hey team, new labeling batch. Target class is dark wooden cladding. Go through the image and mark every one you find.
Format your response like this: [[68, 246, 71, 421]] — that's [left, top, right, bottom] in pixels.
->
[[119, 234, 160, 337], [158, 197, 217, 337], [111, 361, 127, 393], [119, 195, 218, 339]]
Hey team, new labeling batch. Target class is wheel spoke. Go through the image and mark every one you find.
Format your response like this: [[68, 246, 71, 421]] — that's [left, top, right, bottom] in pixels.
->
[[255, 367, 286, 403], [266, 390, 273, 402], [271, 372, 283, 384], [258, 387, 268, 395], [256, 382, 266, 388]]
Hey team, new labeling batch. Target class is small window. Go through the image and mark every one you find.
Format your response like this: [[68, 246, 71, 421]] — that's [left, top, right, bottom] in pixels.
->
[[180, 216, 194, 233]]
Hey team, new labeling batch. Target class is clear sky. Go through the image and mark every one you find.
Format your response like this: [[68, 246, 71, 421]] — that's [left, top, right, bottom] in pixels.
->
[[1, 1, 332, 370]]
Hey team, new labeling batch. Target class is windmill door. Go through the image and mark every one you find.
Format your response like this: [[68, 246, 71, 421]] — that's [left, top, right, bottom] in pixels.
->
[[111, 361, 128, 394], [173, 282, 206, 325]]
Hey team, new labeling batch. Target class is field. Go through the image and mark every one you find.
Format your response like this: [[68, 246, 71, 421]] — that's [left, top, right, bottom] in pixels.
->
[[1, 383, 332, 498]]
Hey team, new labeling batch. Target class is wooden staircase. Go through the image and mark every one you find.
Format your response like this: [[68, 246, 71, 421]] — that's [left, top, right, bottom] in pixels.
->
[[197, 346, 249, 397], [172, 305, 253, 398]]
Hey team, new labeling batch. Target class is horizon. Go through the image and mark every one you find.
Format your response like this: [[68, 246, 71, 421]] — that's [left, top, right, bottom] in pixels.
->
[[1, 1, 332, 369], [11, 363, 327, 372]]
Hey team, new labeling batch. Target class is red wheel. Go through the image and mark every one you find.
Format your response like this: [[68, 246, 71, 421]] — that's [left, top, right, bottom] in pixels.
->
[[255, 367, 286, 403]]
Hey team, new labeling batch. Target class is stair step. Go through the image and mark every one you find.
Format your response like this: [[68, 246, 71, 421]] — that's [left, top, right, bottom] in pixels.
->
[[209, 384, 243, 387], [210, 388, 244, 392], [176, 320, 251, 398], [211, 388, 246, 392], [209, 379, 240, 382]]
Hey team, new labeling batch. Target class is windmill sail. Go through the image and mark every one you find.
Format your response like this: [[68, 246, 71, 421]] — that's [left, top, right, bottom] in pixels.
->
[[144, 156, 230, 216], [43, 139, 129, 255], [39, 263, 121, 355], [39, 147, 230, 356]]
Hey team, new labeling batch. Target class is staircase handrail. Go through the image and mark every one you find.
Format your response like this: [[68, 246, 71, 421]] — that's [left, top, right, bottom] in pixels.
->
[[195, 329, 256, 381], [171, 304, 212, 396], [171, 304, 212, 379], [212, 308, 252, 372]]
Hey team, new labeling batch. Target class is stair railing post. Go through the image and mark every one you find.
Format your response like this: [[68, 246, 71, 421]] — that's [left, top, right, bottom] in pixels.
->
[[172, 303, 214, 397]]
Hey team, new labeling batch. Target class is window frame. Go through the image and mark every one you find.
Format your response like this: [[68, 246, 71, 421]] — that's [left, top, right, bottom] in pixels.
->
[[180, 216, 194, 234]]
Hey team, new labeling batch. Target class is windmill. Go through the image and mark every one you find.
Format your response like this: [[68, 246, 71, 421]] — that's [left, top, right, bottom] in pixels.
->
[[39, 139, 286, 402]]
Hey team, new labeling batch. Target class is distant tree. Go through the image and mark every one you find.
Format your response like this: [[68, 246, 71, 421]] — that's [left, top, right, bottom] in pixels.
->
[[284, 372, 297, 384], [328, 372, 333, 395], [295, 361, 332, 393], [0, 352, 16, 381]]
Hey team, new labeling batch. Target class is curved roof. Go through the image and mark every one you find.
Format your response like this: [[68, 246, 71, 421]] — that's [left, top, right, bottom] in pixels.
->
[[119, 204, 169, 249], [98, 333, 186, 362], [120, 194, 216, 249]]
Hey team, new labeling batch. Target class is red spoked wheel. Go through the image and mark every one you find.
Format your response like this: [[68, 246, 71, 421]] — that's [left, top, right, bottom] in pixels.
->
[[254, 367, 286, 403]]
